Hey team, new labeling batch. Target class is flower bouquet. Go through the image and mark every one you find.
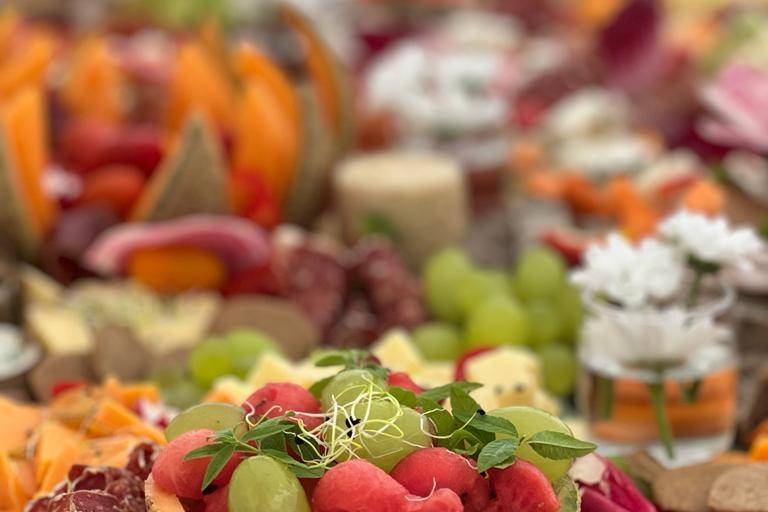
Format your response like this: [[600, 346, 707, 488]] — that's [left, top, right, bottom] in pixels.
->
[[572, 209, 762, 465]]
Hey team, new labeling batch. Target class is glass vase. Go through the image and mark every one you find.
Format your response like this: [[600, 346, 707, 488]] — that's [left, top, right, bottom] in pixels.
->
[[576, 280, 737, 467]]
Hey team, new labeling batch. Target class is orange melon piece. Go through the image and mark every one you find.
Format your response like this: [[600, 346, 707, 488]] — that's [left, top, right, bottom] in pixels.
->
[[146, 476, 184, 512], [77, 435, 145, 468], [233, 79, 299, 201], [0, 452, 28, 512], [0, 31, 56, 99], [126, 246, 227, 294], [233, 43, 300, 131], [85, 399, 164, 444], [2, 86, 56, 236], [0, 397, 43, 454], [166, 42, 234, 132], [0, 9, 20, 59], [61, 37, 125, 123], [103, 377, 160, 409], [34, 421, 83, 491], [282, 7, 344, 139]]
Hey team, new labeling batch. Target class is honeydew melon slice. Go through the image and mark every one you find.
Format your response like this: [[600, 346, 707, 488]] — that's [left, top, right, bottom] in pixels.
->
[[0, 132, 39, 260], [131, 114, 230, 222]]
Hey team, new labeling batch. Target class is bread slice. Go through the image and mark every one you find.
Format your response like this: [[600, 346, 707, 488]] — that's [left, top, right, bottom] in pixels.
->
[[708, 465, 768, 512], [652, 463, 736, 512]]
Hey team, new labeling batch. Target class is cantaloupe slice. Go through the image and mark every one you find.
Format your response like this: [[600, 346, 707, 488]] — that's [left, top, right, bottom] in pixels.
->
[[233, 43, 300, 132], [77, 435, 145, 468], [281, 5, 353, 154], [0, 397, 43, 454], [0, 31, 55, 99], [34, 421, 83, 490], [131, 114, 230, 221], [0, 9, 20, 60], [283, 84, 335, 225], [233, 79, 300, 202], [750, 434, 768, 461], [0, 452, 28, 512], [103, 377, 160, 409], [145, 476, 184, 512], [84, 399, 165, 444], [2, 86, 56, 238], [166, 42, 235, 132], [61, 37, 125, 123]]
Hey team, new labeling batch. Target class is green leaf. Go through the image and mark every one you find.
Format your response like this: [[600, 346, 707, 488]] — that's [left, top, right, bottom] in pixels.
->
[[421, 381, 482, 403], [389, 386, 419, 408], [469, 414, 518, 437], [201, 444, 235, 491], [525, 431, 597, 460], [309, 376, 335, 399], [260, 449, 325, 478], [476, 439, 519, 473], [446, 430, 482, 456], [553, 476, 580, 512], [360, 212, 401, 242], [240, 418, 292, 443], [449, 386, 483, 423], [184, 443, 224, 460], [314, 354, 348, 367]]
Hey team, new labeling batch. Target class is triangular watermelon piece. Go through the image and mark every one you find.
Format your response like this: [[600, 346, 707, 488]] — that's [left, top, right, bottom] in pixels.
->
[[131, 114, 231, 222], [0, 133, 40, 261]]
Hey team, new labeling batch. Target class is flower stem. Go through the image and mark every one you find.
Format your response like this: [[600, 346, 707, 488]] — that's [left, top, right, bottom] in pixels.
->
[[648, 377, 675, 459], [597, 376, 614, 419]]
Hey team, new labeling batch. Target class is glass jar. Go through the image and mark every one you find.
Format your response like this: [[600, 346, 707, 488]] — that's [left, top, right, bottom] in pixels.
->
[[577, 280, 737, 467]]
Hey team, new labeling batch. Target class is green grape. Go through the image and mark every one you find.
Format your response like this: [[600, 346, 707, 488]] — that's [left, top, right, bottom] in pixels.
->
[[321, 369, 388, 411], [225, 329, 277, 379], [228, 455, 310, 512], [538, 344, 577, 397], [165, 402, 246, 441], [326, 398, 430, 472], [152, 370, 203, 410], [465, 295, 529, 348], [454, 269, 510, 320], [412, 323, 463, 362], [189, 340, 233, 388], [490, 406, 573, 482], [423, 248, 471, 323], [556, 283, 584, 345], [526, 300, 564, 348], [513, 247, 567, 301]]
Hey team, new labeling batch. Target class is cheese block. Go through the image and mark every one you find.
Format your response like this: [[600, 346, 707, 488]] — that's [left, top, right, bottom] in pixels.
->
[[131, 114, 230, 222], [334, 152, 469, 268], [26, 304, 92, 355]]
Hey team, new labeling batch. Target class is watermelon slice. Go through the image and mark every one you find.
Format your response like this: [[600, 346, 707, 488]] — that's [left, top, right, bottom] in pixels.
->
[[131, 114, 230, 222]]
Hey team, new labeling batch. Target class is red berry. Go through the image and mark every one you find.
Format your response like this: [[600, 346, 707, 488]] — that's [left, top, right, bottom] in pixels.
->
[[387, 372, 423, 395], [151, 429, 241, 499], [391, 448, 490, 512], [59, 119, 119, 174], [102, 125, 164, 176], [242, 383, 322, 430], [203, 485, 228, 512], [487, 459, 560, 512]]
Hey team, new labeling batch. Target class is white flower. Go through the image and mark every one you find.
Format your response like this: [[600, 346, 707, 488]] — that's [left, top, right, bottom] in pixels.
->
[[580, 307, 730, 367], [570, 234, 684, 307], [659, 210, 764, 267]]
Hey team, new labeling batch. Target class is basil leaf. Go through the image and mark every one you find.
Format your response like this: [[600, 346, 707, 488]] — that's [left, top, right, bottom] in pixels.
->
[[315, 354, 348, 368], [261, 449, 325, 478], [241, 418, 292, 443], [389, 387, 419, 408], [201, 444, 235, 491], [422, 381, 482, 402], [476, 438, 519, 473], [469, 414, 518, 438], [309, 376, 334, 398], [553, 476, 580, 512], [184, 443, 224, 460], [446, 429, 481, 456], [450, 386, 483, 423], [525, 431, 597, 460]]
